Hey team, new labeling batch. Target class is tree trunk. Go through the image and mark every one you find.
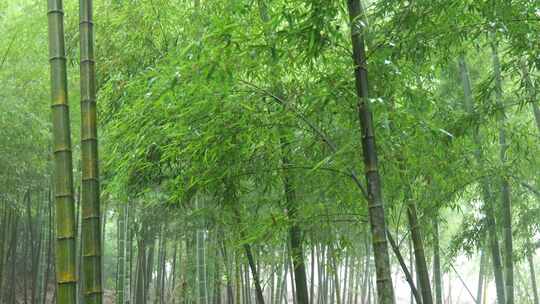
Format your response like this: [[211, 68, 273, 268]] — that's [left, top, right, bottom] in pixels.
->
[[47, 0, 78, 302], [342, 253, 349, 304], [34, 192, 45, 304], [24, 192, 31, 304], [117, 204, 127, 304], [476, 249, 485, 304], [194, 198, 207, 304], [331, 247, 341, 304], [145, 235, 156, 303], [433, 218, 443, 304], [43, 195, 54, 304], [347, 255, 356, 304], [127, 204, 133, 303], [527, 250, 539, 304], [244, 242, 265, 304], [310, 245, 315, 304], [159, 233, 167, 304], [361, 238, 371, 304], [219, 238, 235, 304], [0, 206, 9, 302], [77, 188, 85, 304], [235, 252, 241, 304], [346, 1, 394, 302], [406, 198, 433, 304], [170, 240, 178, 304], [79, 0, 103, 302], [135, 237, 147, 304], [8, 215, 19, 304], [290, 254, 298, 304]]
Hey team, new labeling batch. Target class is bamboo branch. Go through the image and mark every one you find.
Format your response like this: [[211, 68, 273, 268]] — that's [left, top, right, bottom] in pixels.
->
[[450, 264, 477, 303], [240, 79, 369, 200], [0, 34, 17, 69]]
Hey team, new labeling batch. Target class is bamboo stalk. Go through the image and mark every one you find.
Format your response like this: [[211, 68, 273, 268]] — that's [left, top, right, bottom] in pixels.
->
[[79, 0, 103, 302], [47, 0, 78, 302]]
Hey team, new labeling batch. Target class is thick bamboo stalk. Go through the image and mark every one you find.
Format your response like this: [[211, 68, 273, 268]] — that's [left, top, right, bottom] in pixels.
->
[[346, 1, 394, 303], [47, 0, 78, 302], [79, 0, 103, 302]]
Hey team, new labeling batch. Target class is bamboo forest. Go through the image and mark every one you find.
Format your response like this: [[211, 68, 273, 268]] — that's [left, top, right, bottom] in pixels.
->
[[1, 0, 540, 304]]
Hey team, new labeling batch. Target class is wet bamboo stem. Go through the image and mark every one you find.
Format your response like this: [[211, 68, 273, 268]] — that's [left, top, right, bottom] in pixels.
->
[[346, 1, 394, 302], [79, 0, 103, 303], [47, 0, 77, 302]]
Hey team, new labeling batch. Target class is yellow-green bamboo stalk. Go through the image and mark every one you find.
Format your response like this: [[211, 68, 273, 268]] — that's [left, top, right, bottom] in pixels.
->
[[79, 0, 103, 303], [47, 0, 77, 303]]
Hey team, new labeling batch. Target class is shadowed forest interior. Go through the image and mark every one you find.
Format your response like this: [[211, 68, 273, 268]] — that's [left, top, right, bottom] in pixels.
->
[[0, 0, 539, 304]]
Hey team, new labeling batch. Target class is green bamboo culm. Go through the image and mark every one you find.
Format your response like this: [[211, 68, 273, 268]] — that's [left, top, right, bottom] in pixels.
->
[[47, 0, 78, 303], [79, 0, 103, 303]]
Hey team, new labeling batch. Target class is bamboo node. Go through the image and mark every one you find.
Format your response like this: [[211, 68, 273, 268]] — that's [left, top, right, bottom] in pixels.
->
[[49, 56, 67, 61], [81, 177, 99, 182], [47, 9, 65, 15], [53, 148, 73, 153], [82, 215, 101, 220], [81, 98, 97, 103], [84, 290, 104, 296], [81, 137, 98, 142], [56, 235, 76, 241]]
